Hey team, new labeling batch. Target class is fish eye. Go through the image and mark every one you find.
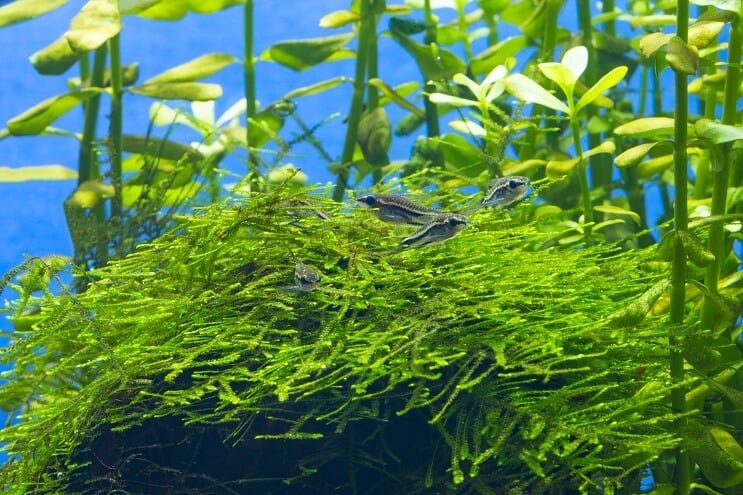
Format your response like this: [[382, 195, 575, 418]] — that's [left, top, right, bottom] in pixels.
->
[[508, 179, 522, 189], [358, 195, 377, 206], [448, 217, 465, 226]]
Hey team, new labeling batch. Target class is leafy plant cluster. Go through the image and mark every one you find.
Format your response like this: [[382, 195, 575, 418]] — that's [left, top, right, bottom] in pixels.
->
[[0, 0, 741, 494]]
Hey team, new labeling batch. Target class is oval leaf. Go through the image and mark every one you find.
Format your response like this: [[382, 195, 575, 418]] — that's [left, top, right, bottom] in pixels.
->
[[638, 154, 674, 178], [694, 119, 743, 144], [666, 36, 698, 75], [390, 32, 466, 81], [561, 46, 588, 81], [594, 204, 641, 224], [546, 157, 580, 178], [0, 0, 68, 28], [639, 32, 673, 57], [64, 0, 121, 53], [688, 20, 725, 49], [284, 76, 351, 99], [576, 66, 628, 113], [319, 10, 359, 28], [7, 88, 103, 136], [615, 141, 673, 168], [357, 108, 391, 166], [690, 0, 741, 14], [130, 82, 223, 101], [0, 165, 77, 182], [30, 36, 80, 75], [470, 36, 529, 76], [538, 62, 576, 99], [262, 34, 355, 71], [504, 74, 569, 113], [367, 78, 423, 116], [69, 180, 115, 208], [144, 53, 237, 85], [614, 117, 676, 138]]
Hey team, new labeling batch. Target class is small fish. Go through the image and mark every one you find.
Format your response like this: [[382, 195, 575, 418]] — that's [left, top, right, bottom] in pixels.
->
[[481, 176, 531, 208], [356, 193, 441, 225], [402, 213, 469, 248], [294, 261, 321, 292]]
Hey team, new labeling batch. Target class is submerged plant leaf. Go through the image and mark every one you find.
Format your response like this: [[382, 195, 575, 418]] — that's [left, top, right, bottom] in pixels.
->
[[64, 0, 122, 53], [575, 66, 628, 113], [68, 180, 115, 208], [285, 76, 351, 99], [319, 9, 359, 28], [504, 74, 569, 113], [390, 31, 466, 81], [694, 119, 743, 144], [262, 34, 355, 71], [357, 107, 391, 166], [609, 279, 670, 326], [615, 141, 674, 168], [614, 117, 676, 139], [130, 82, 223, 101], [594, 205, 641, 224], [30, 36, 80, 75], [7, 88, 104, 136], [0, 165, 77, 182], [144, 53, 237, 85], [690, 0, 741, 13], [666, 36, 698, 74], [0, 0, 68, 27]]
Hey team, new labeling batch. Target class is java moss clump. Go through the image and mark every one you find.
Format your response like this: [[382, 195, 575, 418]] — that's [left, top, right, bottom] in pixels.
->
[[1, 188, 681, 494]]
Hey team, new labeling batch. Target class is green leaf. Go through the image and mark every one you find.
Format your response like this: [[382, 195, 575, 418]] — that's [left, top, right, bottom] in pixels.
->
[[187, 0, 243, 14], [688, 20, 725, 49], [118, 0, 161, 15], [144, 53, 237, 85], [666, 36, 698, 75], [0, 165, 77, 182], [594, 205, 641, 224], [538, 62, 577, 100], [690, 0, 741, 14], [584, 139, 616, 157], [609, 279, 670, 327], [614, 117, 676, 138], [390, 32, 466, 81], [504, 74, 569, 113], [0, 0, 67, 28], [694, 119, 743, 144], [262, 34, 355, 71], [129, 82, 223, 101], [678, 231, 716, 267], [470, 36, 529, 75], [367, 78, 423, 116], [7, 89, 103, 136], [29, 36, 80, 76], [132, 0, 188, 19], [357, 108, 391, 166], [69, 180, 115, 208], [639, 32, 673, 57], [638, 154, 674, 178], [546, 157, 580, 179], [246, 108, 284, 148], [691, 425, 743, 489], [575, 66, 628, 113], [64, 0, 121, 53], [122, 135, 204, 162], [615, 141, 674, 168], [284, 76, 351, 99], [319, 10, 359, 28]]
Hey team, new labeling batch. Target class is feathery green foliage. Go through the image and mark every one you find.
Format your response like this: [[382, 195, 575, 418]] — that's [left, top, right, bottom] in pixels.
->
[[1, 186, 683, 494]]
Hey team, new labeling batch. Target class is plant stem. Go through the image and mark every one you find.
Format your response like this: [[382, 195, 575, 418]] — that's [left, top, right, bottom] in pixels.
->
[[108, 34, 123, 223], [602, 0, 615, 36], [243, 0, 259, 187], [670, 1, 691, 494], [78, 46, 107, 185], [542, 0, 560, 152], [571, 118, 593, 245], [366, 8, 386, 185], [422, 0, 440, 139], [700, 16, 742, 330], [332, 0, 371, 201]]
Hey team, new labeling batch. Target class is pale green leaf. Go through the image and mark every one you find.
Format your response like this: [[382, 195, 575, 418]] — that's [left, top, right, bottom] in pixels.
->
[[7, 89, 104, 136], [130, 82, 223, 101], [187, 0, 243, 14], [319, 10, 359, 28], [285, 76, 351, 99], [638, 154, 674, 178], [561, 46, 588, 81], [613, 117, 676, 138], [262, 34, 355, 71], [688, 20, 725, 49], [690, 0, 740, 14], [546, 157, 580, 178], [69, 180, 115, 208], [538, 62, 577, 99], [453, 73, 482, 99], [118, 0, 161, 15], [639, 32, 673, 57], [64, 0, 121, 52], [575, 66, 628, 113], [666, 36, 698, 74], [367, 78, 423, 117], [449, 119, 486, 137], [144, 53, 237, 85], [29, 36, 80, 75], [594, 204, 641, 224], [0, 165, 77, 182], [214, 98, 247, 127], [0, 0, 67, 27], [504, 74, 569, 113], [428, 93, 479, 108], [694, 119, 743, 144], [584, 140, 616, 157], [615, 141, 674, 168], [390, 32, 466, 81], [470, 36, 528, 76]]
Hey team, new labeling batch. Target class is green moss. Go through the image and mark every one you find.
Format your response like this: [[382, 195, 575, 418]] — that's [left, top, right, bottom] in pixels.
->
[[1, 187, 679, 494]]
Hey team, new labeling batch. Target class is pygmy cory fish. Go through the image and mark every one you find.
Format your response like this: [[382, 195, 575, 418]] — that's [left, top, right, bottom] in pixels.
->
[[402, 213, 469, 248], [294, 261, 321, 292], [356, 193, 441, 225], [482, 176, 531, 208]]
